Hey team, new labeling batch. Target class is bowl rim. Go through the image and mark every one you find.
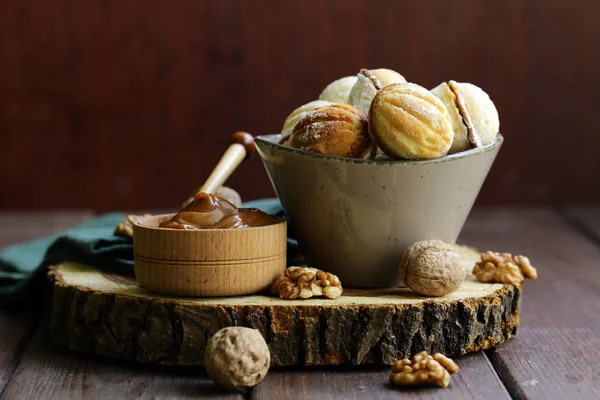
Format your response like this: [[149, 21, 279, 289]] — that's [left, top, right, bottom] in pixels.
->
[[133, 213, 286, 232], [255, 133, 504, 165]]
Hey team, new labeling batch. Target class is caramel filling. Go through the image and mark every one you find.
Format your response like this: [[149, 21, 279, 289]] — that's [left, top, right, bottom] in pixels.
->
[[448, 81, 482, 148], [159, 192, 280, 230]]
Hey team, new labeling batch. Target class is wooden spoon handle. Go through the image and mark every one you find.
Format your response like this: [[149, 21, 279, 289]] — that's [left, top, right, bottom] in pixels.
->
[[196, 131, 255, 195]]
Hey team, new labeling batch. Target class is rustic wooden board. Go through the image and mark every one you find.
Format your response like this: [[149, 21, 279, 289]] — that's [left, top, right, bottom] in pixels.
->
[[1, 329, 243, 400], [565, 206, 600, 243], [251, 352, 511, 400], [47, 246, 520, 367], [460, 208, 600, 399], [0, 311, 35, 395], [0, 212, 92, 396]]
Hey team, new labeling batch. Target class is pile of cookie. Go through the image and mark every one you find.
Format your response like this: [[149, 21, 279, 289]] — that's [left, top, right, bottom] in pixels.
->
[[279, 68, 500, 160]]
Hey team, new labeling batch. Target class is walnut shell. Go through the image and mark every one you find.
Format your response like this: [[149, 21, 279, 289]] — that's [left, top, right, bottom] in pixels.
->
[[399, 240, 465, 297], [369, 83, 454, 160], [204, 327, 270, 390], [288, 103, 372, 158], [318, 76, 357, 103], [347, 68, 407, 115], [280, 100, 334, 144]]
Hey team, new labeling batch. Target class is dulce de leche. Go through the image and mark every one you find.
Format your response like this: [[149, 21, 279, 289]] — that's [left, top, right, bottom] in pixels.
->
[[159, 192, 280, 230]]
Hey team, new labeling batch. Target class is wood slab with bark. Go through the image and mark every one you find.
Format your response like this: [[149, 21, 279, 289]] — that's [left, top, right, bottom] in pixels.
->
[[47, 246, 520, 367]]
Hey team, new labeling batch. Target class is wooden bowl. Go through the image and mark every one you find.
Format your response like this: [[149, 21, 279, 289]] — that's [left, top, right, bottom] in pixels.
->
[[133, 214, 287, 297]]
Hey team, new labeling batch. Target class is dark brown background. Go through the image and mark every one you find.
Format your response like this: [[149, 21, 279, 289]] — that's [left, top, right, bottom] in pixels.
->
[[1, 0, 599, 211]]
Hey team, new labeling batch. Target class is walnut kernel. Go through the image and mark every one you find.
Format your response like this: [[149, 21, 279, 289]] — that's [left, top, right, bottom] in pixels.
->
[[270, 266, 343, 300], [473, 251, 538, 287], [390, 351, 459, 388], [113, 214, 151, 238], [514, 255, 537, 279]]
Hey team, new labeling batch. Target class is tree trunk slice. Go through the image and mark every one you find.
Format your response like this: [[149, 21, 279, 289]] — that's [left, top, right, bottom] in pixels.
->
[[47, 246, 520, 367]]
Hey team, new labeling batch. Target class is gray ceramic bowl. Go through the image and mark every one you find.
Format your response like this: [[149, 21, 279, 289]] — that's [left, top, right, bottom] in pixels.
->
[[255, 134, 503, 288]]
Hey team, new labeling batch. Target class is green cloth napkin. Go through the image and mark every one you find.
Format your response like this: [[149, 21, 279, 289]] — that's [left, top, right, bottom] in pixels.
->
[[0, 198, 297, 305]]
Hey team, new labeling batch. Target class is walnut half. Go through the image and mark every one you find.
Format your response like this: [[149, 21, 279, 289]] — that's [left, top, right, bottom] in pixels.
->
[[114, 214, 151, 238], [270, 267, 343, 300], [473, 251, 538, 287], [390, 351, 459, 388]]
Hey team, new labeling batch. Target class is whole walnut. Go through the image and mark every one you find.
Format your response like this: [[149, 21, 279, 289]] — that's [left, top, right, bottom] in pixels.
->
[[204, 327, 270, 390], [400, 240, 465, 297]]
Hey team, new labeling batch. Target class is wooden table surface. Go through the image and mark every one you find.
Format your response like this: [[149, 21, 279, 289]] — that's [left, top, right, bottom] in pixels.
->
[[0, 208, 599, 399]]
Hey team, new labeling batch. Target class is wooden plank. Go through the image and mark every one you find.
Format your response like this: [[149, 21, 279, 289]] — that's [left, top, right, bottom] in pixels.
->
[[0, 311, 35, 395], [460, 208, 600, 399], [251, 352, 510, 399], [1, 329, 243, 400], [0, 212, 92, 396], [565, 206, 600, 243], [0, 212, 95, 245]]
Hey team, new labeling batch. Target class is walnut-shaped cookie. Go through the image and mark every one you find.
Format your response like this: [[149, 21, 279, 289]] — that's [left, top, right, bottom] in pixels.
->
[[431, 80, 499, 152], [430, 82, 472, 153], [288, 103, 373, 158], [280, 100, 334, 145], [319, 76, 358, 103], [347, 68, 407, 115], [369, 83, 454, 160]]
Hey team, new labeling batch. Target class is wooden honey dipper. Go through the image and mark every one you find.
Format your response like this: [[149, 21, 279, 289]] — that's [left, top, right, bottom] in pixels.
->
[[197, 131, 256, 195], [183, 131, 256, 207]]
